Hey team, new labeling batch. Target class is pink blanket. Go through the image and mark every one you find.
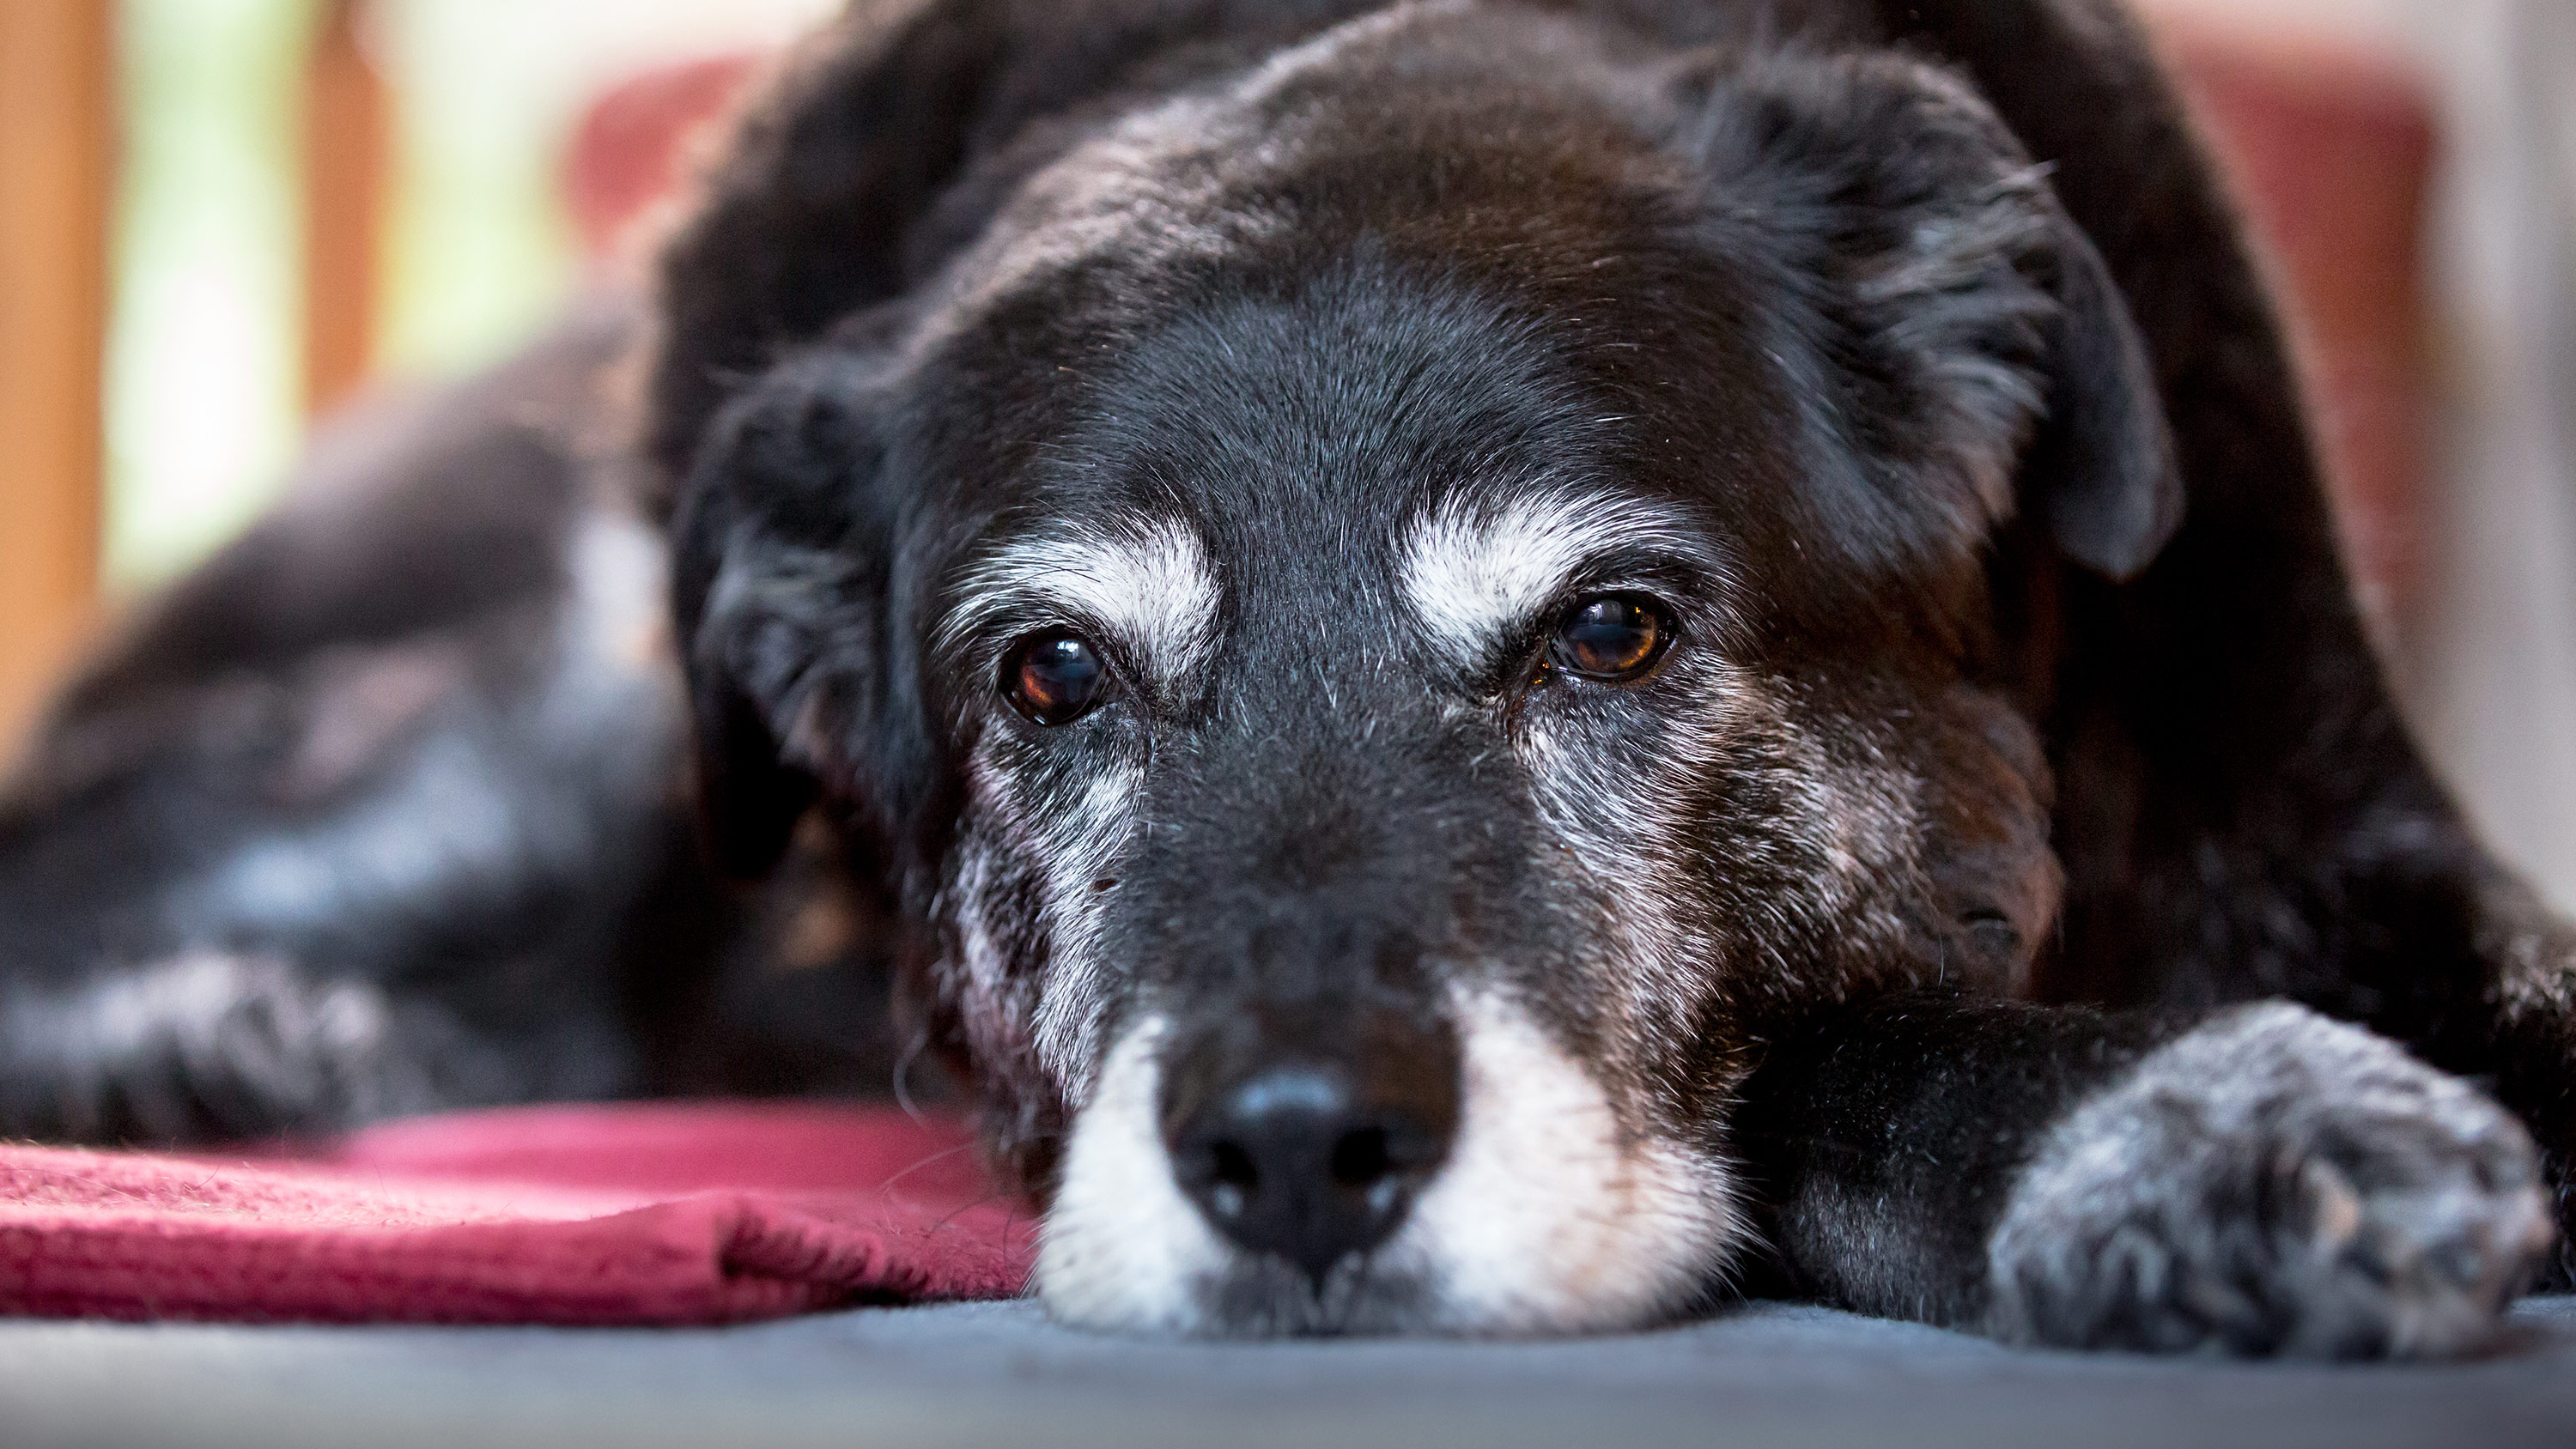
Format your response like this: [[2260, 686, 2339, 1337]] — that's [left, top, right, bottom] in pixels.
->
[[0, 1102, 1035, 1325]]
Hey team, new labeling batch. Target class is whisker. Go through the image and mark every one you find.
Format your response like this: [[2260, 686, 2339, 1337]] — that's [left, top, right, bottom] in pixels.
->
[[874, 1138, 980, 1199]]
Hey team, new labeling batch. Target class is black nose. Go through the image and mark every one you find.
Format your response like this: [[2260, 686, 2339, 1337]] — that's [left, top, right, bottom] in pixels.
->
[[1162, 1007, 1461, 1289]]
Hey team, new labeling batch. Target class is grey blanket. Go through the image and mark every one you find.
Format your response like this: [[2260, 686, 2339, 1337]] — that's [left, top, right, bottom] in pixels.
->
[[4, 1294, 2570, 1449]]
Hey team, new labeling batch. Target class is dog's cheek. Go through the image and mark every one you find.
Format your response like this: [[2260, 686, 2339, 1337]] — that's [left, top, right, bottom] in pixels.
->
[[1392, 989, 1747, 1334], [1696, 677, 1956, 1012], [1407, 671, 1777, 1331], [1514, 661, 1941, 1206], [1035, 1015, 1232, 1333], [1772, 710, 1942, 970], [940, 817, 1054, 1137], [1510, 661, 1785, 1199], [997, 740, 1144, 1083], [939, 731, 1148, 1167], [1515, 657, 1763, 1023], [1516, 659, 1926, 1026]]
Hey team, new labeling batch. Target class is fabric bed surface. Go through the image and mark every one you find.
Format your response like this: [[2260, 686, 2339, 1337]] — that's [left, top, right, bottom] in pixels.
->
[[2, 1296, 2571, 1449], [7, 1106, 2573, 1448], [0, 1102, 1032, 1325]]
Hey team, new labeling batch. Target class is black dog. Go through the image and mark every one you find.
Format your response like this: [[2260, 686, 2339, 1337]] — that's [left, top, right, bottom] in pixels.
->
[[3, 0, 2571, 1355]]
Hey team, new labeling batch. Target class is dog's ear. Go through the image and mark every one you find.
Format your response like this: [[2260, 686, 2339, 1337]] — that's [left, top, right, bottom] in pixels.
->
[[689, 658, 820, 882], [2020, 200, 2183, 579], [667, 361, 886, 879], [1692, 51, 2182, 579], [643, 0, 1002, 513], [647, 1, 1007, 875]]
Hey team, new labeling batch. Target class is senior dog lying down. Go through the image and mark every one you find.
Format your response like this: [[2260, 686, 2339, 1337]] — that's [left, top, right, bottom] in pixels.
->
[[3, 0, 2572, 1355]]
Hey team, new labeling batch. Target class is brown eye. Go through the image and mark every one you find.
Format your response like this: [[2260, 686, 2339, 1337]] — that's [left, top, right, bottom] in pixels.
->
[[1005, 633, 1108, 724], [1551, 596, 1668, 680]]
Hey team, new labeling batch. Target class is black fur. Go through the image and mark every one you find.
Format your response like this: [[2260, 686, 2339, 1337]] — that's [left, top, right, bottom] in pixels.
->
[[0, 306, 920, 1137], [3, 0, 2570, 1354]]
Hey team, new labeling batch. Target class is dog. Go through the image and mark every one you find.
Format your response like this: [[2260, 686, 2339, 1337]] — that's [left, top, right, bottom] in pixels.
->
[[3, 0, 2572, 1357]]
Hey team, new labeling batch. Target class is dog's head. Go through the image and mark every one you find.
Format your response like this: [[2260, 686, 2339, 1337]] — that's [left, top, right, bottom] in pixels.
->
[[657, 3, 2178, 1336]]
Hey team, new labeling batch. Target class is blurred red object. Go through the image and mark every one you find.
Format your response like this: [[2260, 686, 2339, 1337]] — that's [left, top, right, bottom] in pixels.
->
[[0, 1101, 1030, 1325], [563, 52, 762, 267], [560, 17, 2440, 631], [2154, 10, 2439, 638]]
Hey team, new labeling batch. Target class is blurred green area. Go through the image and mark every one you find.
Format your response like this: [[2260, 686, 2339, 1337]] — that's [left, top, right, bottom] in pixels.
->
[[104, 0, 833, 592], [106, 0, 308, 591]]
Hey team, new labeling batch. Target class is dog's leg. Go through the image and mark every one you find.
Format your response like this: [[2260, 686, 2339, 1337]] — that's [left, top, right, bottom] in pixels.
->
[[0, 951, 524, 1142], [2460, 872, 2576, 1287], [0, 313, 709, 1143], [1735, 991, 2555, 1356]]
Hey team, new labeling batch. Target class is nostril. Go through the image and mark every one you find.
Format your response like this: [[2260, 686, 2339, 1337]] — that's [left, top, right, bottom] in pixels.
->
[[1161, 1010, 1462, 1290], [1206, 1138, 1260, 1221], [1328, 1126, 1390, 1188]]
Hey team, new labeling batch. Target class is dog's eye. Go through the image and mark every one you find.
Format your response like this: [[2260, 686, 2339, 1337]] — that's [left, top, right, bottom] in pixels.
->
[[1005, 633, 1109, 724], [1551, 596, 1668, 680]]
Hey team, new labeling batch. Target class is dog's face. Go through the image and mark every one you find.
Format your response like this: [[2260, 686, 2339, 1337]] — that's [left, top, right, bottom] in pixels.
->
[[670, 8, 2177, 1336]]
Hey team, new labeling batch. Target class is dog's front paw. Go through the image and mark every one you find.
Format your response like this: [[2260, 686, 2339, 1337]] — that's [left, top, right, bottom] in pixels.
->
[[1985, 1003, 2555, 1358]]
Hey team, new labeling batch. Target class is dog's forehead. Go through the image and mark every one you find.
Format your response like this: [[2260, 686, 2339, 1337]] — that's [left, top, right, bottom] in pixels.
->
[[904, 17, 1840, 683], [935, 260, 1730, 686]]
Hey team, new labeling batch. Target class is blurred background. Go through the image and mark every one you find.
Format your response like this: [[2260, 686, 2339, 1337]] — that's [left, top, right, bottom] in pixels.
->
[[0, 0, 2569, 903]]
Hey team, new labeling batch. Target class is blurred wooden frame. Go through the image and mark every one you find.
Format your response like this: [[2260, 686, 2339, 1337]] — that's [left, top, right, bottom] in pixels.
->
[[304, 0, 388, 417], [0, 0, 386, 761], [0, 0, 114, 761]]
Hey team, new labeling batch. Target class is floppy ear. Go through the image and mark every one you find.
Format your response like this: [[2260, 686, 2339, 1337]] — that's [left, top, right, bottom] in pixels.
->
[[688, 657, 821, 882], [1695, 50, 2183, 580], [647, 2, 1007, 876], [666, 365, 885, 880], [2020, 202, 2184, 580], [667, 430, 816, 882]]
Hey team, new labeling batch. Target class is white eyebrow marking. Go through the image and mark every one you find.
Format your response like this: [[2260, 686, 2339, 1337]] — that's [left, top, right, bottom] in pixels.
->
[[939, 516, 1222, 689], [1400, 488, 1711, 666]]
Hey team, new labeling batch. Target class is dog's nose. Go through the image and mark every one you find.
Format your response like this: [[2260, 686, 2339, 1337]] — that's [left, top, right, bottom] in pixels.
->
[[1162, 1011, 1459, 1289]]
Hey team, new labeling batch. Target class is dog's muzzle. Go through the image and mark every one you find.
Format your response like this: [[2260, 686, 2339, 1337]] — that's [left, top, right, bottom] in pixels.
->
[[1157, 998, 1461, 1288]]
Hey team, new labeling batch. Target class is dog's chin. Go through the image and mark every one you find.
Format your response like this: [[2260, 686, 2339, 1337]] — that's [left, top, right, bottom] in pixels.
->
[[1034, 994, 1747, 1338]]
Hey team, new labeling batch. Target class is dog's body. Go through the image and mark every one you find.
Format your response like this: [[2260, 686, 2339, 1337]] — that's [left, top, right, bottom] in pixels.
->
[[5, 0, 2574, 1355]]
